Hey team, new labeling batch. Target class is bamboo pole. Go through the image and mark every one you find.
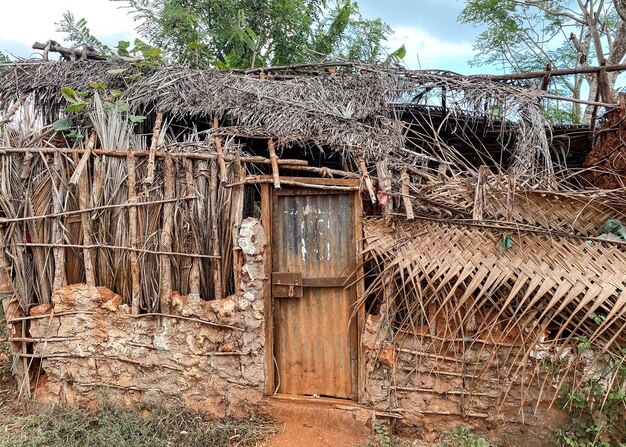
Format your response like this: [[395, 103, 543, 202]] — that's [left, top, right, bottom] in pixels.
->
[[209, 161, 222, 300], [145, 111, 164, 185], [127, 154, 141, 314], [268, 140, 281, 189], [159, 155, 175, 314], [358, 157, 377, 203], [400, 169, 414, 220]]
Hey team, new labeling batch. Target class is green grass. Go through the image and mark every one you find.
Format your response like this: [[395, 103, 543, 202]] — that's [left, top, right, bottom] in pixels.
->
[[0, 404, 277, 447]]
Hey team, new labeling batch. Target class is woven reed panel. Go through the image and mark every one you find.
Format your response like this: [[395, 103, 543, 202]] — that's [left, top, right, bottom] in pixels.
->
[[363, 218, 626, 350], [413, 177, 626, 237]]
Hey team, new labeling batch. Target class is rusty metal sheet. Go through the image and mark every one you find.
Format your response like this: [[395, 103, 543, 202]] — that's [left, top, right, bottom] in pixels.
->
[[272, 272, 303, 298], [272, 190, 358, 399]]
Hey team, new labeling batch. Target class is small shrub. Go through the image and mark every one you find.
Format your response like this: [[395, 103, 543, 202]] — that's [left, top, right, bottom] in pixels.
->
[[439, 426, 491, 447], [363, 419, 401, 447]]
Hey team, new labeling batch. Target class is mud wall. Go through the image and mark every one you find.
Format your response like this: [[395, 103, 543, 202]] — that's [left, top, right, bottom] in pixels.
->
[[584, 95, 626, 189], [26, 218, 267, 417], [362, 310, 569, 446]]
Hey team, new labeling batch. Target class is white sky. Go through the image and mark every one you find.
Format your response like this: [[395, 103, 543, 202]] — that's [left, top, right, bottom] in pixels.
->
[[0, 0, 480, 72], [0, 0, 137, 56]]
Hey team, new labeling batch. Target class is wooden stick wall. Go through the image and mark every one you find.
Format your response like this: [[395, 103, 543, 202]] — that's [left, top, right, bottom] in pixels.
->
[[0, 147, 246, 313]]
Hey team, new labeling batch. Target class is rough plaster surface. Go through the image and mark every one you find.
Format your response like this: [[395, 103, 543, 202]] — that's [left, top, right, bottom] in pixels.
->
[[28, 218, 267, 418], [362, 311, 569, 446]]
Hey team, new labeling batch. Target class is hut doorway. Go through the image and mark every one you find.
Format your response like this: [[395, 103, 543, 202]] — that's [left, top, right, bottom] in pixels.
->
[[265, 179, 361, 400]]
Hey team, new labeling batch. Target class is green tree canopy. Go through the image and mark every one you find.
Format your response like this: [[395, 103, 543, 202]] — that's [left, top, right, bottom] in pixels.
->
[[85, 0, 400, 68], [459, 0, 626, 123]]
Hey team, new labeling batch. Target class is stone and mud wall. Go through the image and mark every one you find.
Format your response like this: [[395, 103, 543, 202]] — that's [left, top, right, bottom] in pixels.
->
[[362, 308, 569, 446], [20, 218, 267, 417]]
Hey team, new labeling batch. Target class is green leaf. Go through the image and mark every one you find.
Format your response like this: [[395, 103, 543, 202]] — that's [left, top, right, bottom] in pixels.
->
[[126, 73, 143, 81], [106, 68, 127, 75], [211, 60, 231, 70], [128, 115, 147, 123], [576, 336, 591, 353], [114, 102, 130, 113], [143, 47, 162, 58], [110, 90, 124, 98], [116, 40, 130, 57], [52, 118, 72, 131], [90, 82, 107, 90], [498, 233, 513, 254], [64, 103, 88, 113], [60, 87, 78, 104]]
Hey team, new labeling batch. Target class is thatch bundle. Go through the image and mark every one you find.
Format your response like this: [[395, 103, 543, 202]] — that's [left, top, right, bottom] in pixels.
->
[[0, 60, 555, 181]]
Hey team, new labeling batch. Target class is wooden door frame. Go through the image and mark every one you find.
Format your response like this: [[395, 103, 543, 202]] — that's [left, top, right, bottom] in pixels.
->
[[260, 177, 365, 402]]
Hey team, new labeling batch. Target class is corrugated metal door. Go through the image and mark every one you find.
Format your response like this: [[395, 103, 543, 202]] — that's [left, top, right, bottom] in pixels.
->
[[272, 188, 358, 399]]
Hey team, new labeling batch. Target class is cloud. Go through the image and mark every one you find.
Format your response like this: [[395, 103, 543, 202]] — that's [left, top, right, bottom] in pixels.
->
[[0, 0, 136, 56], [387, 26, 479, 73]]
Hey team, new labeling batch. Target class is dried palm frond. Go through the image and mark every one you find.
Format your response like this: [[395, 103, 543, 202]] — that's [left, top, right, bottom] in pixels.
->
[[360, 216, 626, 415]]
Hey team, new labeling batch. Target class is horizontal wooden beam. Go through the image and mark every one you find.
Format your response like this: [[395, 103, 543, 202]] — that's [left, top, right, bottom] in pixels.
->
[[476, 63, 626, 81], [32, 41, 106, 61], [0, 147, 308, 166]]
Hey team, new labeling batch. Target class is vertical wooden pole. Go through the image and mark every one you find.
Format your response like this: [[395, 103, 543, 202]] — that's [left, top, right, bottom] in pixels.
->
[[78, 130, 97, 286], [506, 168, 516, 222], [70, 129, 97, 186], [358, 156, 377, 204], [0, 91, 27, 126], [268, 140, 281, 189], [52, 152, 66, 290], [145, 111, 164, 185], [213, 116, 227, 184], [261, 183, 274, 394], [127, 154, 141, 314], [354, 190, 366, 403], [473, 166, 490, 221], [209, 160, 222, 300], [185, 158, 201, 297], [214, 139, 227, 184], [0, 228, 29, 399], [231, 154, 245, 294], [159, 155, 174, 313], [376, 159, 392, 218], [400, 169, 414, 220]]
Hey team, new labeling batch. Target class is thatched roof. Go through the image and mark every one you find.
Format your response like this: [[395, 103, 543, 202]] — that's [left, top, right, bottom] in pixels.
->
[[0, 60, 553, 179]]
